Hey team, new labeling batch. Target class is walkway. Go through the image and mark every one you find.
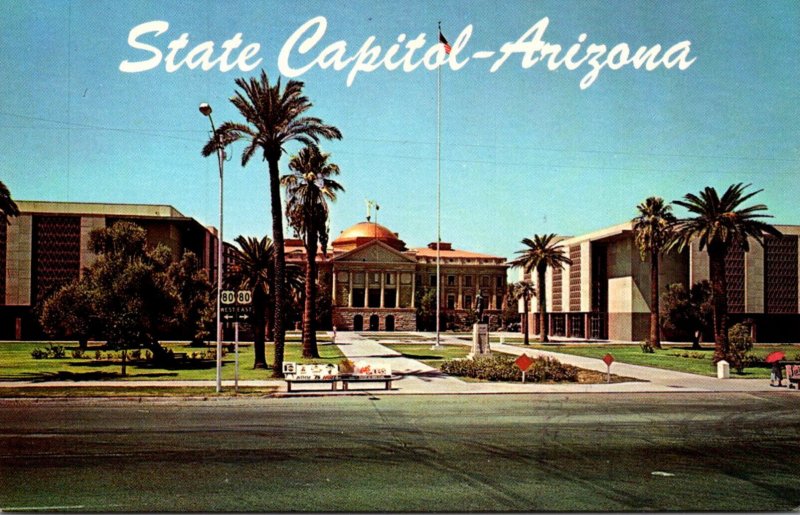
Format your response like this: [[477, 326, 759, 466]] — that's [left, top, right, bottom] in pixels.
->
[[331, 332, 779, 394]]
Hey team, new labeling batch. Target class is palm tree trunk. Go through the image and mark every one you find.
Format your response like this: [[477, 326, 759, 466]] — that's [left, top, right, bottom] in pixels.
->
[[267, 156, 286, 378], [537, 265, 548, 343], [252, 292, 267, 368], [302, 229, 320, 358], [522, 296, 530, 345], [650, 248, 662, 349], [708, 244, 729, 363]]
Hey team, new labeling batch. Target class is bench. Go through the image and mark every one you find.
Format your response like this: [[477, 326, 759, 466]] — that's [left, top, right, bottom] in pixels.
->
[[283, 362, 340, 392], [340, 374, 402, 391], [285, 377, 338, 392], [784, 362, 800, 390]]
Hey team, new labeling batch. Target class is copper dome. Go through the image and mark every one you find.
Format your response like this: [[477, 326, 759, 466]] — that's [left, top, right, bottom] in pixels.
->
[[331, 222, 406, 251]]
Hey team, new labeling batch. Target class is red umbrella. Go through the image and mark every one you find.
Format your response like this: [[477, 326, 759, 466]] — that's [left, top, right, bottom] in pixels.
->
[[765, 351, 785, 364]]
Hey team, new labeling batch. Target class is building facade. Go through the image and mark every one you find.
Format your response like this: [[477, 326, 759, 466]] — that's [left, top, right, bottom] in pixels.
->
[[286, 221, 509, 331], [522, 222, 800, 343], [1, 201, 218, 340]]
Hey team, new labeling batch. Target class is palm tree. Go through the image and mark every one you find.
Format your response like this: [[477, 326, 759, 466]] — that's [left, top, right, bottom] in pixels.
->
[[0, 181, 20, 224], [226, 235, 274, 369], [281, 145, 343, 358], [510, 235, 572, 343], [671, 184, 781, 362], [632, 197, 676, 349], [509, 281, 535, 345], [203, 71, 342, 377]]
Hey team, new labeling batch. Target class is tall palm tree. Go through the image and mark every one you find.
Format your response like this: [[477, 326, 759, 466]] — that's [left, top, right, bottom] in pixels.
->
[[510, 234, 572, 343], [203, 71, 342, 377], [0, 181, 20, 224], [226, 235, 305, 368], [226, 235, 274, 369], [632, 196, 676, 349], [671, 184, 781, 362], [509, 280, 535, 345], [281, 145, 343, 359]]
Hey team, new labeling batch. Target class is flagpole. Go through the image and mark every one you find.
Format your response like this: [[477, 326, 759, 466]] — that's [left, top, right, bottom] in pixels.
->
[[434, 21, 442, 349]]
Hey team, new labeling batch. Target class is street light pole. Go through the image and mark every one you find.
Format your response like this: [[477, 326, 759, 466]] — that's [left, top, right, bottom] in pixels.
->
[[200, 102, 223, 394]]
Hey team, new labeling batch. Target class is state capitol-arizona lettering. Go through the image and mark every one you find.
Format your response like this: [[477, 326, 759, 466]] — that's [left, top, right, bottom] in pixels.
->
[[119, 16, 696, 89]]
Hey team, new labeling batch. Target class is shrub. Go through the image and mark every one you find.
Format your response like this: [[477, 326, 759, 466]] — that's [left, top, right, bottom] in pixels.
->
[[728, 323, 754, 373], [440, 354, 578, 383], [31, 345, 66, 359], [640, 341, 655, 354], [130, 349, 142, 360], [94, 350, 102, 360], [47, 344, 66, 359], [71, 349, 85, 359]]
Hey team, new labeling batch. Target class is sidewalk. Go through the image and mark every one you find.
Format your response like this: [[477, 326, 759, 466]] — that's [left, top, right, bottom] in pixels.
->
[[330, 332, 779, 394]]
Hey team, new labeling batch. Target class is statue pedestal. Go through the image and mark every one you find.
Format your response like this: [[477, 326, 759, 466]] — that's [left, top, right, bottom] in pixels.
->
[[468, 323, 491, 359]]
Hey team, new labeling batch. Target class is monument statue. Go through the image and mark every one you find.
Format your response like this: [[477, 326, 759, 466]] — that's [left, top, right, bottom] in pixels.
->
[[475, 293, 484, 323]]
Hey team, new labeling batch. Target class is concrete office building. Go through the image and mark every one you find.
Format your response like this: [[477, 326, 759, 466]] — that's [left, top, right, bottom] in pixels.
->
[[523, 222, 800, 343], [0, 201, 218, 339]]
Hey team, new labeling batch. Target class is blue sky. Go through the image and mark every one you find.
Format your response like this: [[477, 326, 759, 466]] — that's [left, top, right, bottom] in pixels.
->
[[2, 0, 798, 263]]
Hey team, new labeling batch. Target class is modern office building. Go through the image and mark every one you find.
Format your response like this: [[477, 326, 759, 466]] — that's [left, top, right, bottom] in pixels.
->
[[285, 220, 509, 331], [1, 201, 218, 339], [521, 222, 800, 342]]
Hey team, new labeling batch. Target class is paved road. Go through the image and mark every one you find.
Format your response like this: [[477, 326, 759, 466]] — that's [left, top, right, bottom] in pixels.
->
[[1, 393, 798, 512]]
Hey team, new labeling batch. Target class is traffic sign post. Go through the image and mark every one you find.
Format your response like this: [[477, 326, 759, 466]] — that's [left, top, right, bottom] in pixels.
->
[[219, 290, 253, 392], [515, 354, 534, 384], [603, 353, 614, 384]]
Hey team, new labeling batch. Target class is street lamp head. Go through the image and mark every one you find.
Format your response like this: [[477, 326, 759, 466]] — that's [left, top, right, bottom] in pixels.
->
[[199, 103, 212, 116]]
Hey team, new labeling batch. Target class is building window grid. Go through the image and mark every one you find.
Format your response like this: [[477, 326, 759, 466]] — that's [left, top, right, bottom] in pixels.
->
[[0, 222, 5, 303], [725, 247, 745, 313], [569, 245, 581, 312], [32, 216, 81, 303], [552, 267, 563, 312], [765, 236, 799, 314]]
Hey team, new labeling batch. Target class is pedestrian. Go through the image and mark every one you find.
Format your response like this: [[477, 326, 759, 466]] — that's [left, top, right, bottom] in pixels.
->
[[332, 325, 337, 344], [770, 362, 783, 387]]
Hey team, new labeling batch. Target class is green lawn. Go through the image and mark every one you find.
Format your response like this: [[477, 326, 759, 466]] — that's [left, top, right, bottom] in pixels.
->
[[382, 343, 470, 368], [516, 343, 800, 378], [0, 339, 344, 382]]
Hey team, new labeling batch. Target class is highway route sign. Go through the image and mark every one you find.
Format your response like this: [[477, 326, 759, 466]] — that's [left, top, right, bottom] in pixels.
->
[[220, 290, 253, 323]]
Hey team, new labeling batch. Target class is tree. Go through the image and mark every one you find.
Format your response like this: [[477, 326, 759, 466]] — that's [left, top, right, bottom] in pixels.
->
[[225, 235, 274, 369], [671, 184, 781, 362], [225, 235, 304, 369], [40, 222, 179, 375], [0, 180, 19, 225], [282, 144, 343, 358], [168, 251, 214, 346], [508, 281, 535, 345], [632, 196, 676, 349], [203, 71, 342, 377], [510, 234, 572, 343], [40, 281, 98, 349], [660, 281, 713, 349], [415, 287, 437, 331]]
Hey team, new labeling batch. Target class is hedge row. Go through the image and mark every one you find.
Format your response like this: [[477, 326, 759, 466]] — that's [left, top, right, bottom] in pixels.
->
[[440, 354, 579, 382]]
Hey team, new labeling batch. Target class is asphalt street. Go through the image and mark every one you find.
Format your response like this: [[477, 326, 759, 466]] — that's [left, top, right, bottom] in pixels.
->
[[1, 392, 799, 512]]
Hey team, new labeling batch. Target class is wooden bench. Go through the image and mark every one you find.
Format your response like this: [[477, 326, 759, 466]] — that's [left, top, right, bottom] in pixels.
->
[[784, 362, 800, 390], [285, 377, 338, 392], [340, 374, 402, 391]]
